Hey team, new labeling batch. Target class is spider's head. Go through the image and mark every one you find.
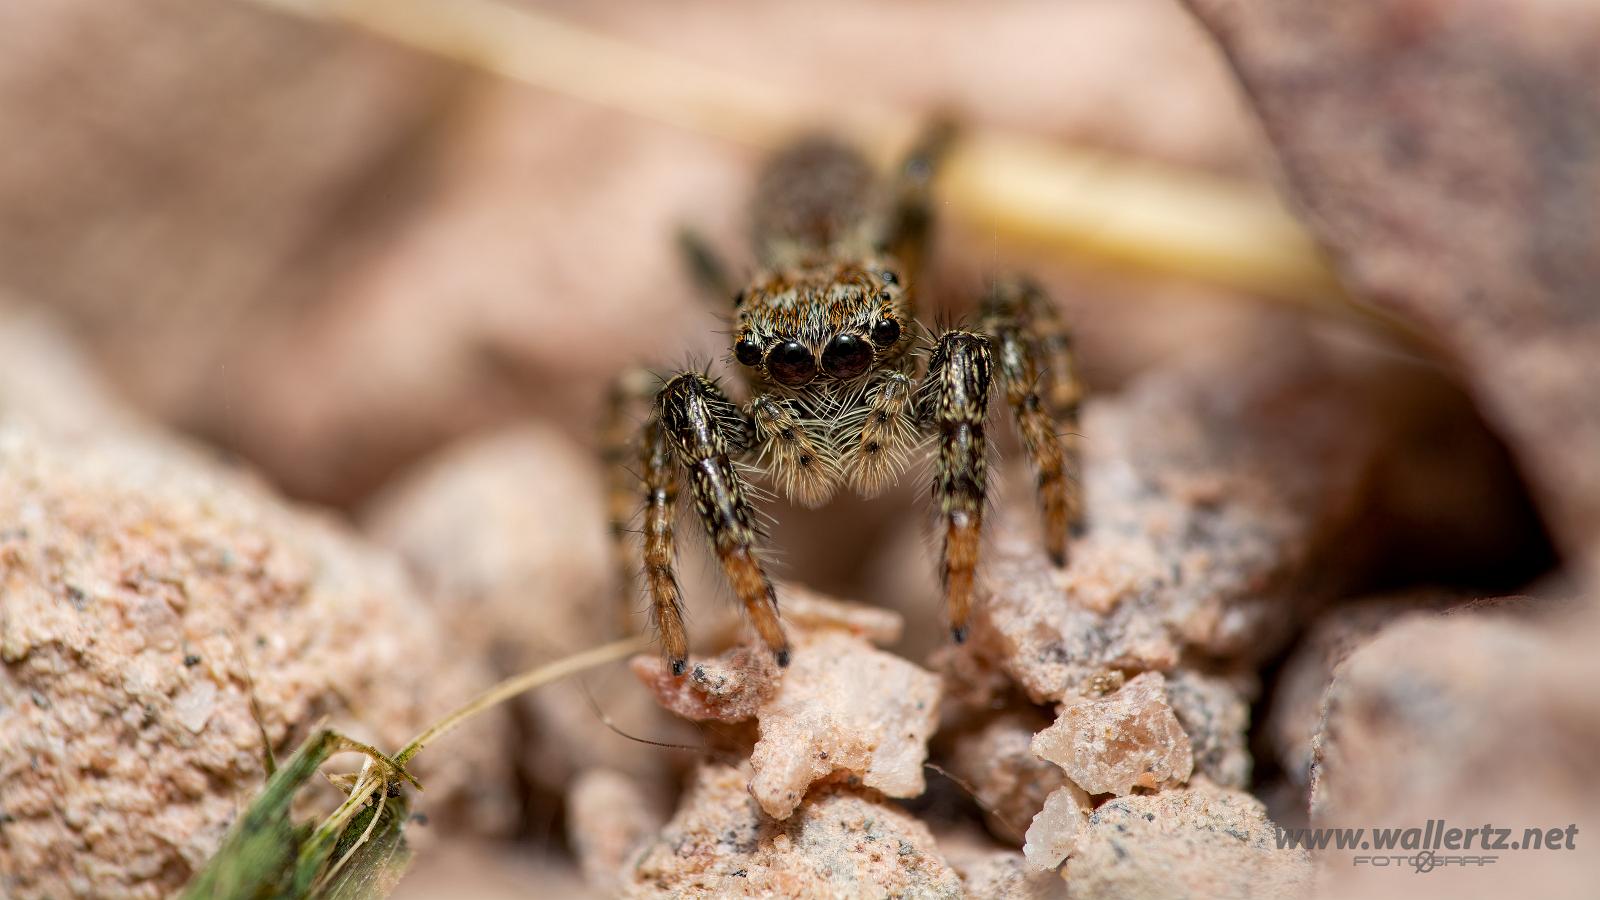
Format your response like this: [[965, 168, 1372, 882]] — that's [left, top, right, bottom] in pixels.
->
[[731, 258, 911, 390]]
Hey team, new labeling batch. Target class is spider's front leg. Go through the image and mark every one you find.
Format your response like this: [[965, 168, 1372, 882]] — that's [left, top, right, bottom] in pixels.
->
[[981, 277, 1084, 565], [923, 331, 994, 643], [652, 372, 790, 673]]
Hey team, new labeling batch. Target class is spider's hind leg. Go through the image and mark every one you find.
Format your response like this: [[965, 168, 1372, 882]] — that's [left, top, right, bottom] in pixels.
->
[[655, 372, 790, 671], [602, 367, 660, 638], [676, 227, 739, 306], [883, 119, 958, 280], [980, 276, 1084, 566]]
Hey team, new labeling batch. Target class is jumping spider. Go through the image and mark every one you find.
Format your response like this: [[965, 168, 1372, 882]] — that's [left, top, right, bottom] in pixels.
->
[[605, 127, 1083, 675]]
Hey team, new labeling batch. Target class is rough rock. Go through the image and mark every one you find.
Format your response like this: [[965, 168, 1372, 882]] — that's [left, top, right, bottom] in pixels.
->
[[1070, 782, 1312, 899], [947, 846, 1066, 899], [367, 425, 681, 794], [959, 329, 1379, 703], [1309, 607, 1600, 825], [626, 587, 902, 725], [623, 762, 963, 898], [0, 420, 511, 899], [1164, 670, 1252, 789], [1309, 604, 1600, 897], [1021, 785, 1092, 871], [1266, 590, 1459, 786], [633, 592, 941, 821], [1031, 673, 1194, 797], [777, 585, 904, 646], [630, 646, 779, 724], [749, 627, 942, 819], [1182, 0, 1600, 586], [947, 711, 1074, 843], [568, 769, 665, 894]]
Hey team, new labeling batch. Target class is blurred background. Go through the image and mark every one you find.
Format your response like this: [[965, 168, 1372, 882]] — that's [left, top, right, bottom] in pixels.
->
[[3, 0, 1591, 896], [0, 0, 1553, 588], [0, 0, 1284, 506]]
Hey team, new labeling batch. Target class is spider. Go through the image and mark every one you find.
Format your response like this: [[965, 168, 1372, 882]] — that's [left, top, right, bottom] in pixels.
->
[[604, 126, 1084, 675]]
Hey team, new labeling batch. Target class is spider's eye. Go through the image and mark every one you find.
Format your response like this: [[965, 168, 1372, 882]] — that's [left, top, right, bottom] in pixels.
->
[[881, 270, 899, 285], [871, 318, 901, 348], [821, 333, 873, 380], [734, 337, 763, 366], [767, 341, 817, 386]]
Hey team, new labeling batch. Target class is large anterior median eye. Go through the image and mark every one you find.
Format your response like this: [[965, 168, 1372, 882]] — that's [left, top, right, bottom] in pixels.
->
[[767, 341, 817, 386], [821, 333, 872, 379]]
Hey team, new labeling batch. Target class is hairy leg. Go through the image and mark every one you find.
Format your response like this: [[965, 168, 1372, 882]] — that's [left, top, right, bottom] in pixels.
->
[[883, 119, 958, 281], [656, 372, 790, 670], [922, 331, 993, 643], [981, 277, 1083, 565], [639, 415, 689, 669], [676, 227, 738, 306], [840, 370, 920, 497], [601, 367, 659, 636]]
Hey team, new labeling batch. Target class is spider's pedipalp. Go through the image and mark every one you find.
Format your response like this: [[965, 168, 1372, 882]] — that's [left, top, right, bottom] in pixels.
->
[[749, 395, 839, 508], [840, 370, 920, 497], [924, 329, 993, 643]]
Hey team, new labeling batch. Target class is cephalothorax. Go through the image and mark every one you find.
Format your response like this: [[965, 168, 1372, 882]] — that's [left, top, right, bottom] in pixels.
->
[[605, 129, 1083, 675]]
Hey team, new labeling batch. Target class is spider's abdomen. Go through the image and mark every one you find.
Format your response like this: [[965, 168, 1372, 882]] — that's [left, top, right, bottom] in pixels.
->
[[749, 137, 877, 266]]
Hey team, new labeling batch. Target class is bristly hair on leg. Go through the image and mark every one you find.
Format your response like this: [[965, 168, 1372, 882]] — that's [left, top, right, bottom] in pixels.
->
[[923, 329, 993, 645], [655, 371, 790, 668]]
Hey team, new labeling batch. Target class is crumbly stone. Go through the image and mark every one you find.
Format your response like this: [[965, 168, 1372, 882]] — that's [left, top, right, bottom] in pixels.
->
[[629, 645, 779, 723], [1031, 673, 1193, 796], [632, 595, 940, 822], [1164, 669, 1252, 789], [1022, 785, 1092, 870], [775, 584, 903, 647], [961, 333, 1379, 703], [0, 419, 510, 899], [623, 762, 963, 898], [749, 629, 942, 819], [949, 847, 1067, 899], [1308, 607, 1600, 825], [1071, 782, 1312, 899], [568, 769, 665, 894], [948, 711, 1074, 844], [1266, 590, 1459, 786], [1308, 603, 1600, 897]]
